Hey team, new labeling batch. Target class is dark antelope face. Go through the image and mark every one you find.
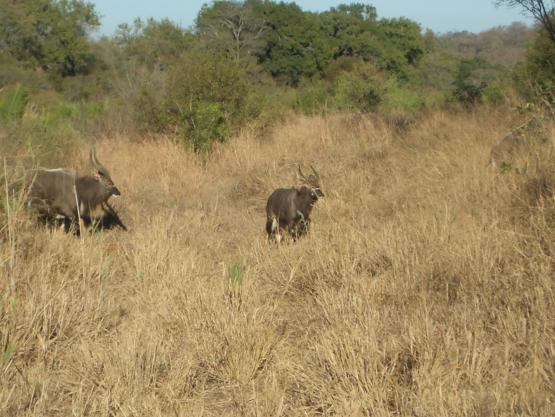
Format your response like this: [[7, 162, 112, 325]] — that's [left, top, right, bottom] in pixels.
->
[[90, 146, 121, 197], [298, 165, 324, 199]]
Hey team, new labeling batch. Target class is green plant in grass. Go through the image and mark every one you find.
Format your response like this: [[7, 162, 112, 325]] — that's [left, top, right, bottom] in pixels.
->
[[0, 84, 29, 122], [228, 258, 246, 291]]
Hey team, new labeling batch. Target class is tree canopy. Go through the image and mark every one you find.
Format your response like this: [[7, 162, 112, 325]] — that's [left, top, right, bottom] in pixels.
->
[[0, 0, 99, 77]]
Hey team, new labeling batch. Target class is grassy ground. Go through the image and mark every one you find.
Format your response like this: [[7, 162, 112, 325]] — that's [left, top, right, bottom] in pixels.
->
[[1, 108, 554, 416]]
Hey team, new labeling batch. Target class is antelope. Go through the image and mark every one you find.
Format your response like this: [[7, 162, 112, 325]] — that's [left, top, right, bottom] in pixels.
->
[[26, 147, 126, 232], [490, 117, 550, 168], [265, 165, 324, 242]]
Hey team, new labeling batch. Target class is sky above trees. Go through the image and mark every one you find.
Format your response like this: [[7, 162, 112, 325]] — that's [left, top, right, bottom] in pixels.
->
[[91, 0, 533, 36]]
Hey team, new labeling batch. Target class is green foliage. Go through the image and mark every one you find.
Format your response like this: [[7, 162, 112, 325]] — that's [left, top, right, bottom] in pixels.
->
[[254, 2, 332, 85], [383, 81, 429, 113], [0, 1, 543, 155], [320, 4, 380, 60], [15, 113, 80, 166], [482, 83, 506, 104], [499, 161, 512, 174], [333, 61, 385, 111], [187, 102, 229, 151], [0, 85, 90, 166], [163, 50, 250, 150], [196, 1, 266, 61], [378, 18, 426, 79], [1, 337, 14, 364], [452, 58, 501, 105], [513, 27, 555, 106], [0, 84, 29, 122], [293, 82, 332, 115], [415, 50, 459, 92], [252, 2, 426, 85], [227, 258, 246, 290], [114, 18, 195, 68], [0, 0, 100, 78]]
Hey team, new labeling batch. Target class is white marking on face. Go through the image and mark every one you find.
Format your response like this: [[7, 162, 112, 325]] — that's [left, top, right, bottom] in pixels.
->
[[271, 218, 278, 232]]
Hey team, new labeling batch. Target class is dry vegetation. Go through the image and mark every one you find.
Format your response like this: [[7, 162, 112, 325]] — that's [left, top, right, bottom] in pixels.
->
[[1, 108, 554, 416]]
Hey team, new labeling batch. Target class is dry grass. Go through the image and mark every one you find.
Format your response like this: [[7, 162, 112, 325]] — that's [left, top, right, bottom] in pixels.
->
[[1, 108, 554, 416]]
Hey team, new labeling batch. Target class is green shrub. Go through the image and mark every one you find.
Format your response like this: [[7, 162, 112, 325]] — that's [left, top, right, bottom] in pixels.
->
[[0, 84, 29, 122], [243, 85, 293, 138], [382, 79, 428, 113], [293, 82, 331, 115], [134, 86, 168, 134], [512, 28, 555, 108], [186, 102, 229, 151], [451, 58, 500, 106], [333, 63, 385, 112], [0, 87, 82, 166], [15, 117, 80, 167], [163, 50, 251, 150], [482, 83, 505, 105]]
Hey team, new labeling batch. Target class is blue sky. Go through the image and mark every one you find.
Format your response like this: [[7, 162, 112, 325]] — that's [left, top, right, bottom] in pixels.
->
[[91, 0, 533, 36]]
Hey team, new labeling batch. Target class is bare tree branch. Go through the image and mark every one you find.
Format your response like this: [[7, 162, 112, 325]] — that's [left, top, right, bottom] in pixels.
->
[[495, 1, 555, 46]]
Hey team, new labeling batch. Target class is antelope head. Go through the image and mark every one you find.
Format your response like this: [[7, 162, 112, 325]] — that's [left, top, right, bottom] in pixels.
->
[[297, 164, 324, 198], [90, 146, 121, 197]]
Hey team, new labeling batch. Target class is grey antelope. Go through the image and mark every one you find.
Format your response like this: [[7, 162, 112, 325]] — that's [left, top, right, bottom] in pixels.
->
[[26, 147, 126, 232], [489, 117, 550, 168], [265, 165, 324, 242]]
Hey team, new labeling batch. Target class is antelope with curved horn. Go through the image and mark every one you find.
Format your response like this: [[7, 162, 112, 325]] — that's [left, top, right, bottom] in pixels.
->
[[26, 146, 126, 232], [265, 164, 324, 242]]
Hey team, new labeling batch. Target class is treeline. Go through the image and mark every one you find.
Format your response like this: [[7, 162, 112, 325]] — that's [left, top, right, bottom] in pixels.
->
[[0, 0, 550, 155]]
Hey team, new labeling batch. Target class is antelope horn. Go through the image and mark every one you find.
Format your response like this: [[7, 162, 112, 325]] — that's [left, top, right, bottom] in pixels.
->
[[90, 146, 110, 177], [297, 165, 307, 180], [310, 164, 319, 178]]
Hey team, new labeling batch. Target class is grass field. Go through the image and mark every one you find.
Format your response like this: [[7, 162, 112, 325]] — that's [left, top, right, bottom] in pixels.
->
[[1, 108, 554, 416]]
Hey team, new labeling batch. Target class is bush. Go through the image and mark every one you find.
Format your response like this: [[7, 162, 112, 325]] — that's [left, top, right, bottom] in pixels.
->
[[451, 58, 501, 106], [382, 79, 428, 113], [293, 82, 331, 115], [186, 102, 229, 151], [512, 28, 555, 108], [0, 86, 85, 167], [164, 50, 251, 150], [481, 83, 505, 105], [333, 63, 386, 112], [134, 85, 168, 134], [0, 84, 29, 123]]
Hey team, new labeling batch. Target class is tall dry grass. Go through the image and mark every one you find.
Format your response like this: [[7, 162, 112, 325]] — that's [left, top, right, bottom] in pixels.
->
[[1, 108, 554, 416]]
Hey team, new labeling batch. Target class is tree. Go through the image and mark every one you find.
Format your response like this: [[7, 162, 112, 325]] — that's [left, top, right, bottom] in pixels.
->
[[320, 4, 381, 60], [0, 0, 100, 77], [378, 18, 426, 78], [165, 50, 250, 150], [196, 1, 266, 62], [495, 1, 555, 46], [253, 1, 333, 85], [114, 18, 194, 68]]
